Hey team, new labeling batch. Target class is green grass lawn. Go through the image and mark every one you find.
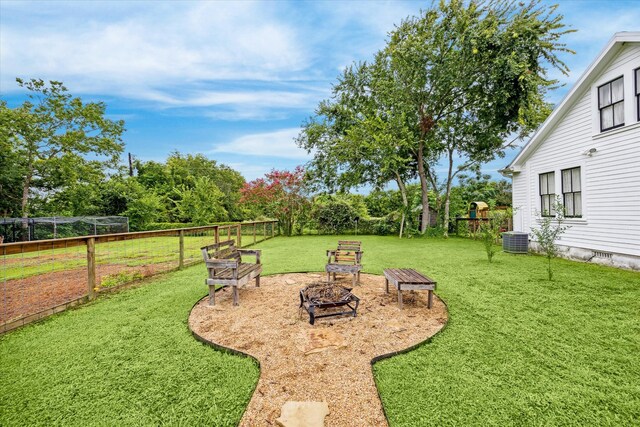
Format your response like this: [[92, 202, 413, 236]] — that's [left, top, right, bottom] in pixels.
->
[[1, 235, 639, 426]]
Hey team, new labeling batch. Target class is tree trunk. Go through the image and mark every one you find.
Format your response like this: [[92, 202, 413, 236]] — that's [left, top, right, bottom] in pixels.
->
[[395, 172, 409, 239], [20, 166, 33, 241], [426, 165, 441, 227], [416, 141, 430, 234], [443, 148, 454, 238]]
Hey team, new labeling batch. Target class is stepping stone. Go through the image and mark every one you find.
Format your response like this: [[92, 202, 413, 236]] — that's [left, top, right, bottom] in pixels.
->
[[285, 279, 297, 285], [276, 401, 329, 427]]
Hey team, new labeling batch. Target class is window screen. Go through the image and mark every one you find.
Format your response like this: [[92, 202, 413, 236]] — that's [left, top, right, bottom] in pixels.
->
[[562, 167, 582, 217], [598, 76, 624, 131], [539, 172, 556, 217]]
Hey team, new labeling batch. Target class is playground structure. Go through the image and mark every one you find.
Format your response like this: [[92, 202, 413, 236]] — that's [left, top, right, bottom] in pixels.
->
[[455, 202, 512, 235]]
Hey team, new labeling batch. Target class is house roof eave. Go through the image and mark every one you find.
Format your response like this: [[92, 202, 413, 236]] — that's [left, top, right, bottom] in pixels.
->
[[505, 32, 640, 170]]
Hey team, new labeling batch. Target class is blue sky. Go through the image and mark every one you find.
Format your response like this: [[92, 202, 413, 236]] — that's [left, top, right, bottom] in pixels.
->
[[1, 0, 639, 187]]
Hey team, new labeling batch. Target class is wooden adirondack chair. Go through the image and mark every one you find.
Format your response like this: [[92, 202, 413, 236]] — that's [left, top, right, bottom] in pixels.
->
[[325, 240, 363, 286], [201, 239, 262, 306]]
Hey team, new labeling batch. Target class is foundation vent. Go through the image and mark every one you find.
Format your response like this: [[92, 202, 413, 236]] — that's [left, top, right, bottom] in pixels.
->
[[593, 251, 612, 259]]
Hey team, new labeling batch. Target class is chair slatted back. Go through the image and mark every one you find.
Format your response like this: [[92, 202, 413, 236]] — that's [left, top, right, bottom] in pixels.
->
[[331, 240, 362, 265], [334, 250, 357, 264], [337, 240, 361, 252], [201, 239, 242, 263]]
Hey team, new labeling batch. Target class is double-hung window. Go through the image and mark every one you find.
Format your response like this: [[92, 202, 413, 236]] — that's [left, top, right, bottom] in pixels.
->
[[635, 68, 640, 122], [562, 167, 582, 218], [598, 76, 624, 131], [539, 172, 555, 217]]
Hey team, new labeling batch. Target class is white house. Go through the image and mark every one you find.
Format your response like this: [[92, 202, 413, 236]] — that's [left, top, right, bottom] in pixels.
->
[[501, 32, 640, 270]]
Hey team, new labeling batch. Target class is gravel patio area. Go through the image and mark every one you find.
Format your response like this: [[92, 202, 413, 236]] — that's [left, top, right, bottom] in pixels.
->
[[189, 272, 448, 426]]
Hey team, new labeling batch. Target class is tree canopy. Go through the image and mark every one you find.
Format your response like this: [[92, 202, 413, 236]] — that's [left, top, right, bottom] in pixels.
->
[[0, 79, 125, 220], [135, 152, 246, 223], [240, 166, 309, 236], [0, 78, 249, 231], [298, 0, 573, 235]]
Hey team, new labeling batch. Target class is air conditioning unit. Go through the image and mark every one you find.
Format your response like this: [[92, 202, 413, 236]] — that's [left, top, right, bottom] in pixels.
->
[[502, 232, 529, 254]]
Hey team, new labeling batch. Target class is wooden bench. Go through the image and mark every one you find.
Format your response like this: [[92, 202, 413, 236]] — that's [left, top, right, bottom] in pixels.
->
[[201, 239, 262, 306], [325, 240, 363, 287], [383, 268, 436, 309]]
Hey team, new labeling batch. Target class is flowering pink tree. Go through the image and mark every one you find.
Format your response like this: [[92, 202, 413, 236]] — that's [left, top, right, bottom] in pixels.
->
[[240, 166, 309, 236]]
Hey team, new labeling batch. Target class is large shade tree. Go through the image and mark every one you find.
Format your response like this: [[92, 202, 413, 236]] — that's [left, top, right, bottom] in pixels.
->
[[297, 62, 419, 236], [385, 0, 571, 235], [173, 176, 227, 225], [134, 152, 246, 222], [299, 0, 572, 235], [0, 79, 125, 226]]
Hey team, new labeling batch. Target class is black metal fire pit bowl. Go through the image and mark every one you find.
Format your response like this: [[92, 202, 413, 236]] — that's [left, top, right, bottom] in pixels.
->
[[299, 282, 360, 325]]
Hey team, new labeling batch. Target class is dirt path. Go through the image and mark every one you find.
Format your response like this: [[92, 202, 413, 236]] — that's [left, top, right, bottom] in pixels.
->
[[1, 262, 176, 324], [189, 273, 448, 426]]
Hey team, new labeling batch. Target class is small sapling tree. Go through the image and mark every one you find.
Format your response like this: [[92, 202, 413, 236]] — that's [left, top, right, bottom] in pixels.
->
[[478, 211, 511, 262], [478, 209, 511, 263], [530, 200, 570, 280]]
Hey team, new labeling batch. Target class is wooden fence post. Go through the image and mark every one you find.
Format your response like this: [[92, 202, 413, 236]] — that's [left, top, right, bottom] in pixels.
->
[[253, 223, 257, 245], [87, 237, 96, 300], [237, 225, 242, 248], [271, 221, 275, 238], [214, 226, 219, 244], [178, 230, 184, 269], [263, 222, 267, 242], [227, 226, 231, 241]]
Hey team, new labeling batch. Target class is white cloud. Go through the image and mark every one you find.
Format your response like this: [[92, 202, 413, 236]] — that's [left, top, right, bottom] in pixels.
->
[[204, 109, 291, 122], [126, 87, 325, 120], [0, 1, 309, 96], [148, 89, 318, 109], [212, 128, 311, 159], [0, 0, 426, 121], [306, 1, 416, 54], [0, 0, 420, 100]]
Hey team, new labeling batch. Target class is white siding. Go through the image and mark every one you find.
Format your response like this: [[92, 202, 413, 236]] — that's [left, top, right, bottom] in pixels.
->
[[516, 43, 640, 257], [512, 172, 528, 232]]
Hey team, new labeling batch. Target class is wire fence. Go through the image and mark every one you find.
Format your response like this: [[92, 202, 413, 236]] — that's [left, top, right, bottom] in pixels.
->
[[0, 220, 277, 333], [0, 216, 129, 243]]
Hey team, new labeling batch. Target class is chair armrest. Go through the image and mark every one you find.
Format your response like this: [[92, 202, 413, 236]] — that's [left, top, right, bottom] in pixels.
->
[[237, 249, 261, 264]]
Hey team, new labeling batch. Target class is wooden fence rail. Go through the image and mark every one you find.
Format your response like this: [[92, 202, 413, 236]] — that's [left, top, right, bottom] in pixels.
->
[[0, 220, 278, 333]]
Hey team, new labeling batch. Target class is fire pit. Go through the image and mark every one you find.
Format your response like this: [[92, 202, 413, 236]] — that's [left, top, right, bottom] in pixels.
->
[[299, 282, 360, 325]]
